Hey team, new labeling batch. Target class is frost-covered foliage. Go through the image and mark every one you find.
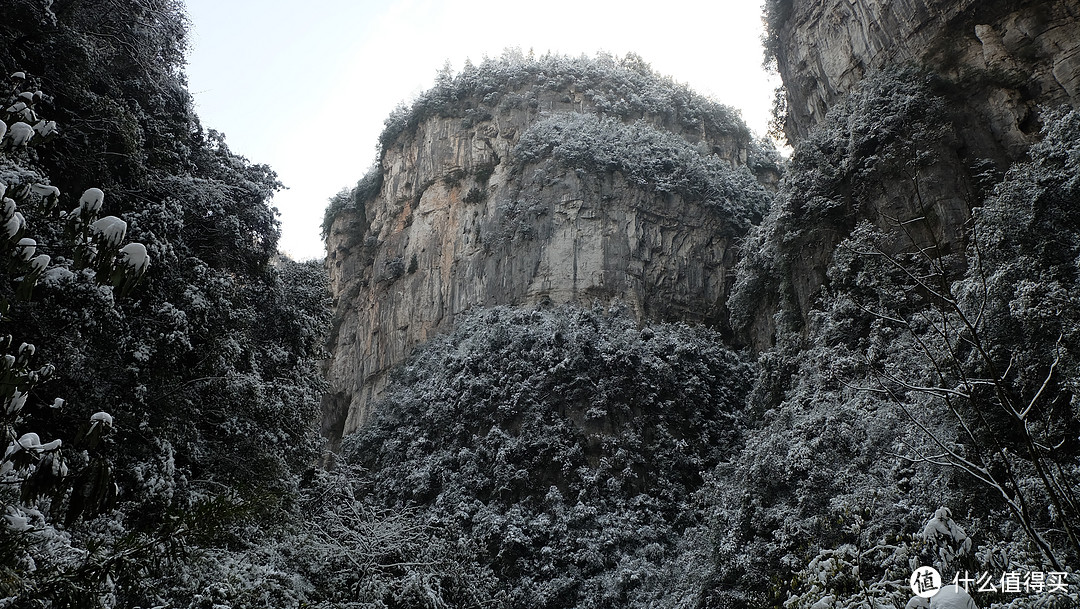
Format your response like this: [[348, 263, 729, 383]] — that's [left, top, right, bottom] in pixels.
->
[[289, 465, 501, 608], [0, 2, 331, 606], [323, 50, 777, 235], [0, 65, 173, 604], [705, 287, 949, 607], [122, 463, 501, 609], [718, 69, 1080, 607], [515, 113, 769, 234], [321, 162, 381, 238], [763, 0, 795, 67], [378, 50, 748, 156], [793, 109, 1080, 572], [949, 108, 1080, 563], [780, 506, 1079, 609], [969, 107, 1080, 442], [339, 305, 754, 608], [729, 67, 955, 338]]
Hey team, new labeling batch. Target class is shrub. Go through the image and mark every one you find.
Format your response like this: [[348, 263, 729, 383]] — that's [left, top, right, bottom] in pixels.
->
[[342, 304, 754, 608], [515, 113, 769, 234]]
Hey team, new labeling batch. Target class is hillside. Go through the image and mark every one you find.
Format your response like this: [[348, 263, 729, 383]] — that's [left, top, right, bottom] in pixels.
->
[[0, 1, 329, 604]]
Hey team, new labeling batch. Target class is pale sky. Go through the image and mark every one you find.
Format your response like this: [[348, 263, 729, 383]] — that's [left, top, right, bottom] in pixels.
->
[[183, 1, 779, 261]]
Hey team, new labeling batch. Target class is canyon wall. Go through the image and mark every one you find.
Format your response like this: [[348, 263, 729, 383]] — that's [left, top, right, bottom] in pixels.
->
[[734, 0, 1080, 348], [775, 0, 1080, 155]]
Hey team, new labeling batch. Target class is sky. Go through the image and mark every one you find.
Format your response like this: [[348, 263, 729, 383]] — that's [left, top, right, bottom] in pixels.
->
[[183, 0, 779, 261]]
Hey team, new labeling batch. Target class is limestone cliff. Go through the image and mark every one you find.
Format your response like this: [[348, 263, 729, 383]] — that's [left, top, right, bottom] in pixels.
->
[[773, 0, 1080, 155], [322, 55, 775, 449], [735, 0, 1080, 349]]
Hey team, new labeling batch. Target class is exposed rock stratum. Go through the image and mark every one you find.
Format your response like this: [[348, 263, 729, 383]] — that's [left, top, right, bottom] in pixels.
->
[[322, 56, 776, 449], [732, 0, 1080, 348], [775, 0, 1080, 155]]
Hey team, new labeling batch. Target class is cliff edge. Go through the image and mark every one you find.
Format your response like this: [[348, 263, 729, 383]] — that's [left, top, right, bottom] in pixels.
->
[[734, 0, 1080, 348]]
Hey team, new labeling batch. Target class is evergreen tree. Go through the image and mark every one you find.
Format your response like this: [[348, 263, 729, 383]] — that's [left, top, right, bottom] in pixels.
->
[[0, 1, 331, 605]]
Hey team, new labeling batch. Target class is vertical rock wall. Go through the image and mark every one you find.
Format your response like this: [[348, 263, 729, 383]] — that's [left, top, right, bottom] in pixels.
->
[[776, 0, 1080, 156], [323, 85, 770, 450], [740, 0, 1080, 349]]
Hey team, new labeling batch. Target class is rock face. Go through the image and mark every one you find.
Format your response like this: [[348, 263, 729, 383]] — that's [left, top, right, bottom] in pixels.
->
[[775, 0, 1080, 157], [322, 58, 773, 450], [738, 0, 1080, 349]]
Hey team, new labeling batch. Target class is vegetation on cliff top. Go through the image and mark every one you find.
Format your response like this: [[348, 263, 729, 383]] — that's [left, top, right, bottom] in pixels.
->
[[729, 66, 956, 335], [322, 50, 779, 237], [763, 0, 795, 66], [515, 113, 771, 235], [377, 50, 750, 157], [5, 0, 1079, 606]]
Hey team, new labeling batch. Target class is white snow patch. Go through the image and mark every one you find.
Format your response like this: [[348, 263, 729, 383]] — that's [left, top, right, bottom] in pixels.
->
[[30, 183, 59, 199], [5, 391, 27, 415], [921, 507, 969, 546], [3, 507, 34, 532], [4, 212, 24, 239], [120, 242, 149, 274], [4, 432, 59, 457], [79, 188, 104, 214], [41, 266, 74, 286], [90, 215, 127, 247], [15, 237, 36, 261], [7, 122, 34, 146], [33, 120, 57, 138], [90, 411, 114, 429], [29, 254, 50, 273], [929, 585, 978, 608]]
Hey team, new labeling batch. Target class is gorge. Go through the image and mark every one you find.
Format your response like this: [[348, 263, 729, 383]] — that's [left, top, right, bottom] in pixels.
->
[[0, 0, 1077, 606]]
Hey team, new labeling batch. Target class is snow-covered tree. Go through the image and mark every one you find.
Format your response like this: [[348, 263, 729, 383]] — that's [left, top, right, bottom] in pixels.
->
[[0, 68, 162, 604], [720, 67, 1080, 607], [0, 2, 331, 606], [338, 305, 754, 609]]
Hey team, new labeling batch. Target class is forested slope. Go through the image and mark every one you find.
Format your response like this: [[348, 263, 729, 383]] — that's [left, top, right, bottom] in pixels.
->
[[319, 34, 1080, 609], [0, 1, 329, 605]]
